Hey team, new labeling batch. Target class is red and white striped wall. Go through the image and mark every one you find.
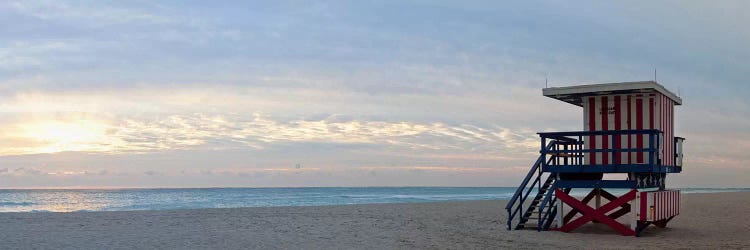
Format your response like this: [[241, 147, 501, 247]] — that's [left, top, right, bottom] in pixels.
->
[[582, 93, 676, 166], [637, 190, 680, 222]]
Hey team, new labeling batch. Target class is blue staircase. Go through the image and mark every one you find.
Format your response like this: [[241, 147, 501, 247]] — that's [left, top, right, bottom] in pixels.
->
[[505, 140, 572, 231]]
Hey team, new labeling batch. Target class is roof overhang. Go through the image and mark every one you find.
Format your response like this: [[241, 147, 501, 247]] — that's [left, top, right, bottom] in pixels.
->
[[542, 81, 682, 107]]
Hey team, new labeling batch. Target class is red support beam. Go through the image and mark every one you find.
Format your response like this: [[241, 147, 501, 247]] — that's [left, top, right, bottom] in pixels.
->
[[563, 189, 598, 223], [555, 189, 637, 236], [563, 189, 632, 223]]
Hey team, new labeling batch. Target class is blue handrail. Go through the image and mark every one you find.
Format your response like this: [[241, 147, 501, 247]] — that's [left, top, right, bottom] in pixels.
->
[[505, 141, 555, 230], [537, 182, 558, 230]]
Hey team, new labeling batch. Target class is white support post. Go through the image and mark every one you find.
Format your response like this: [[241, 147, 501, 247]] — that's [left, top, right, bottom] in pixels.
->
[[557, 189, 564, 228], [632, 190, 639, 231]]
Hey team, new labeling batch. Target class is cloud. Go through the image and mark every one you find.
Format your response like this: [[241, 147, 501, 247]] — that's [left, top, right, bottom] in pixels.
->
[[0, 111, 538, 157], [143, 170, 160, 176], [10, 0, 175, 25], [7, 167, 44, 176]]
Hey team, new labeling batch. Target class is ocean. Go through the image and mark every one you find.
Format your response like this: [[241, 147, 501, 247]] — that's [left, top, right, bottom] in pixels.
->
[[0, 187, 748, 212]]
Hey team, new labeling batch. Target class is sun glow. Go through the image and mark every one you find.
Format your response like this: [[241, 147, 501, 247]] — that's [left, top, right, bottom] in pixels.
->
[[18, 120, 113, 154]]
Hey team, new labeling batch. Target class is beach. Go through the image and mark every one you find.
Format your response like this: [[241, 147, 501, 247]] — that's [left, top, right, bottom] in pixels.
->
[[1, 192, 748, 249]]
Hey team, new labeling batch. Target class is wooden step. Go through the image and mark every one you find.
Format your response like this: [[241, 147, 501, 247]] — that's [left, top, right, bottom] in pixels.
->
[[519, 217, 556, 228], [518, 221, 540, 229], [546, 153, 576, 157], [553, 141, 580, 145]]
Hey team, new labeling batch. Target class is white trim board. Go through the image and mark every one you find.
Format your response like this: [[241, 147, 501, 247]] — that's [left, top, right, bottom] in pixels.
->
[[543, 81, 682, 107]]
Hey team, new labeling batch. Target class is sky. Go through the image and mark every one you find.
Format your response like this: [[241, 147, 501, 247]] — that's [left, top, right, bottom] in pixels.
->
[[0, 0, 748, 188]]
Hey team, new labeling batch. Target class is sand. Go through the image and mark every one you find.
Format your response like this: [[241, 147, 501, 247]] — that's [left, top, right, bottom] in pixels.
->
[[1, 192, 749, 249]]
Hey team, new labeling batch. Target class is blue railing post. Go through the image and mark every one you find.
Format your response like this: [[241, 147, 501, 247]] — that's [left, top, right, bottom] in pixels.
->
[[649, 132, 654, 170], [657, 131, 661, 169]]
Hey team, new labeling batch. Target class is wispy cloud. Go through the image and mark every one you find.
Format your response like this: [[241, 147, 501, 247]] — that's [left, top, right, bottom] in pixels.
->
[[0, 111, 538, 157], [10, 0, 175, 25]]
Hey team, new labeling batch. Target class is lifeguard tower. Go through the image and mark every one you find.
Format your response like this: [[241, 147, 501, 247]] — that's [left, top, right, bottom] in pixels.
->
[[505, 81, 685, 236]]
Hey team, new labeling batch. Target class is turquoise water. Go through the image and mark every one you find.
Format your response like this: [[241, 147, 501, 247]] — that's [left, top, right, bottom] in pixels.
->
[[0, 187, 747, 212]]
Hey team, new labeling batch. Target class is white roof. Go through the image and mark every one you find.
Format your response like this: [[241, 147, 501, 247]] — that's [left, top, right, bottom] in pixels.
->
[[542, 81, 682, 107]]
